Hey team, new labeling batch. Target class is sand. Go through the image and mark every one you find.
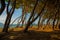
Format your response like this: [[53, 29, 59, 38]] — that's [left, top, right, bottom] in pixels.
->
[[0, 28, 3, 32], [0, 26, 60, 32]]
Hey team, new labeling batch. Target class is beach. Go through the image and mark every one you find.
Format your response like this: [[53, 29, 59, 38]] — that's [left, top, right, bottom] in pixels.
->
[[0, 26, 59, 32]]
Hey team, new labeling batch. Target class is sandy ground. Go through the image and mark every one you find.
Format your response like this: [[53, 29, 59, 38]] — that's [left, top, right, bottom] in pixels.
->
[[0, 28, 3, 32], [0, 30, 60, 40], [0, 26, 60, 40], [0, 26, 60, 32]]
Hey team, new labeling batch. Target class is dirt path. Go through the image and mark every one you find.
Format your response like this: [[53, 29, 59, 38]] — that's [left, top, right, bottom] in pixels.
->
[[0, 31, 60, 40]]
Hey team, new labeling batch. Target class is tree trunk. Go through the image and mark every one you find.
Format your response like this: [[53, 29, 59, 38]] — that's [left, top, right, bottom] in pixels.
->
[[2, 14, 12, 32], [0, 0, 5, 15], [11, 15, 22, 24], [30, 14, 35, 28], [24, 0, 47, 32], [26, 0, 38, 24], [52, 19, 56, 30], [2, 0, 16, 32], [21, 9, 24, 27], [16, 18, 22, 28], [52, 0, 59, 30], [58, 24, 60, 29], [38, 16, 41, 29]]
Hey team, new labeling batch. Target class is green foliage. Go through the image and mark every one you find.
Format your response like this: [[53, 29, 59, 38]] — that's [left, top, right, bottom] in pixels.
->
[[6, 0, 60, 20]]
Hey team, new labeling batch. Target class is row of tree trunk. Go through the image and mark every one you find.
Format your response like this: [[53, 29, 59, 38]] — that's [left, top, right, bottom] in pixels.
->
[[0, 0, 60, 33]]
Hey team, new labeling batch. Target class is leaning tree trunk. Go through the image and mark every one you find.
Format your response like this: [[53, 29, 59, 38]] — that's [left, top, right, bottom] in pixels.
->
[[21, 9, 25, 27], [0, 0, 5, 15], [24, 0, 39, 32], [57, 17, 60, 29], [16, 17, 22, 28], [16, 11, 27, 28], [3, 14, 13, 32], [24, 0, 47, 32], [58, 24, 60, 29], [57, 2, 59, 29], [2, 0, 16, 32], [38, 16, 41, 29], [52, 0, 59, 30], [30, 14, 35, 28], [43, 18, 50, 29], [11, 15, 22, 25], [52, 19, 56, 30]]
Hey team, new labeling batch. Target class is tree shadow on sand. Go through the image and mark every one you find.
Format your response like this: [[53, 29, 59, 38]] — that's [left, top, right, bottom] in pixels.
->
[[0, 30, 60, 40]]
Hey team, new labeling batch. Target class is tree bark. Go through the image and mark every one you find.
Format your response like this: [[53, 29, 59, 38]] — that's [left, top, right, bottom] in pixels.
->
[[24, 0, 47, 32], [26, 0, 38, 24], [0, 0, 5, 15], [3, 14, 13, 32], [38, 16, 41, 29], [2, 0, 16, 32], [21, 9, 25, 27], [11, 15, 22, 24], [52, 19, 56, 30]]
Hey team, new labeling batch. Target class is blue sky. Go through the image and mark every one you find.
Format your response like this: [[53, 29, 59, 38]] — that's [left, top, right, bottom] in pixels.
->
[[0, 8, 22, 24], [0, 2, 23, 24], [0, 7, 39, 24], [0, 2, 46, 25]]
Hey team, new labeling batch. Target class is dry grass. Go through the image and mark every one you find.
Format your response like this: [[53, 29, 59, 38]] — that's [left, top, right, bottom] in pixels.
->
[[0, 28, 3, 32], [0, 25, 60, 32]]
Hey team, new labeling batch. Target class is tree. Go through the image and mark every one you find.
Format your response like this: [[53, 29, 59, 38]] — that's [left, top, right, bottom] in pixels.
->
[[2, 0, 16, 32], [0, 0, 5, 15], [24, 0, 47, 32]]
